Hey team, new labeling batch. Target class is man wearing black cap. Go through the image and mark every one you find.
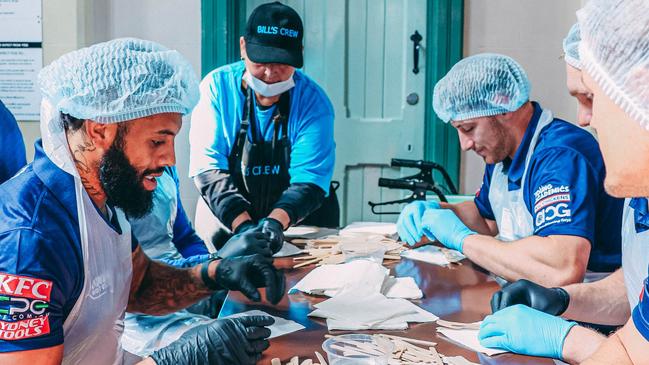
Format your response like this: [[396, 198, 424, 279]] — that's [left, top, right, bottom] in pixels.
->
[[190, 1, 338, 252]]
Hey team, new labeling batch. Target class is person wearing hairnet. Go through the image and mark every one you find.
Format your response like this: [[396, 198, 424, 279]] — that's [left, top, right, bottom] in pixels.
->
[[190, 1, 338, 253], [475, 21, 649, 363], [0, 38, 285, 365], [397, 53, 623, 287], [477, 1, 649, 363], [0, 99, 27, 184]]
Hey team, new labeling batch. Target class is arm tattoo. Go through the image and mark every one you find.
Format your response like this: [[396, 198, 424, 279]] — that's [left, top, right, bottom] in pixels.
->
[[127, 246, 214, 315]]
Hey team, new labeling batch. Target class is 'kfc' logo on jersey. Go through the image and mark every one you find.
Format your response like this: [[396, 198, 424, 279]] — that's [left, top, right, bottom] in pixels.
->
[[0, 274, 52, 301]]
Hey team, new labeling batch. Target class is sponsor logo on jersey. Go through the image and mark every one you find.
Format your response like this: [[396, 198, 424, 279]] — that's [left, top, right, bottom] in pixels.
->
[[533, 184, 572, 229], [0, 316, 50, 340], [0, 273, 52, 340], [0, 274, 52, 301], [533, 184, 570, 201]]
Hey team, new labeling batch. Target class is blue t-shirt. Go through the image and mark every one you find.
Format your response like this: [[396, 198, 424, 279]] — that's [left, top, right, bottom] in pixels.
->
[[474, 102, 623, 272], [136, 166, 209, 268], [188, 61, 335, 193], [0, 141, 137, 352], [0, 99, 27, 184]]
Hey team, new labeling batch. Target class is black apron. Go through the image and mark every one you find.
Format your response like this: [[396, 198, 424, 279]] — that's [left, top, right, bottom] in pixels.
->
[[228, 88, 339, 228]]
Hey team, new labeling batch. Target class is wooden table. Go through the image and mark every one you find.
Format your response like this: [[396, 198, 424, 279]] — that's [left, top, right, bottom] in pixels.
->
[[219, 255, 553, 364]]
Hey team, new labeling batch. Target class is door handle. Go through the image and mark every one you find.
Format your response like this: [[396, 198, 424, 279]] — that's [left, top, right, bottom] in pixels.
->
[[410, 30, 423, 74]]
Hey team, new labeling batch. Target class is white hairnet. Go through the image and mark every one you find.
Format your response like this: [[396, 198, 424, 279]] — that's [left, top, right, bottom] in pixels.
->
[[38, 38, 199, 124], [433, 53, 530, 123], [578, 0, 649, 130], [563, 23, 581, 70]]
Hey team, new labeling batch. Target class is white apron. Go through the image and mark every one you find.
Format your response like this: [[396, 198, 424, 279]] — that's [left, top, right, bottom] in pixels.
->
[[487, 109, 606, 284], [622, 198, 649, 309], [489, 109, 554, 242], [41, 100, 133, 365]]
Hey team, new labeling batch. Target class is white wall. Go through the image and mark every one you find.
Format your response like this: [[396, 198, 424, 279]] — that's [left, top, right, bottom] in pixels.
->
[[460, 0, 582, 194]]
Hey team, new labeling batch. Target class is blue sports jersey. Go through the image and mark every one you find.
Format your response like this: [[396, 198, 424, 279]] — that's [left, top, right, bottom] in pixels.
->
[[474, 102, 623, 272], [0, 141, 137, 352], [189, 61, 335, 193], [630, 200, 649, 340], [0, 100, 27, 184]]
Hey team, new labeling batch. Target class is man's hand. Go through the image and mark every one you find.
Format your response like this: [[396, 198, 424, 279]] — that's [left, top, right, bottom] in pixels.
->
[[396, 200, 441, 245], [252, 218, 285, 253], [212, 254, 285, 304], [479, 304, 577, 359], [421, 209, 476, 252], [218, 231, 273, 258], [491, 279, 570, 315], [233, 220, 256, 234], [149, 316, 274, 365]]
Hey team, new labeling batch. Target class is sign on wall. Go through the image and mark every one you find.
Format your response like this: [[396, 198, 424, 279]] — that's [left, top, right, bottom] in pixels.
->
[[0, 0, 42, 120]]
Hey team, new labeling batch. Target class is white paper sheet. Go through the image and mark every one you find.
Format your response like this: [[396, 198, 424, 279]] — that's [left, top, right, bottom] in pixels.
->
[[225, 310, 305, 339], [401, 245, 465, 266], [437, 328, 507, 356], [309, 288, 437, 331], [273, 242, 303, 257], [340, 221, 398, 237], [442, 356, 480, 365], [382, 276, 423, 299], [289, 260, 388, 296]]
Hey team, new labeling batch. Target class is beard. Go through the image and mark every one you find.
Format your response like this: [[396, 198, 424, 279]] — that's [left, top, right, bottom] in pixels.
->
[[98, 129, 158, 219]]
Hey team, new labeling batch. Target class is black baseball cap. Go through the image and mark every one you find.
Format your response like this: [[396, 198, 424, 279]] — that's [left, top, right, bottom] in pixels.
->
[[244, 1, 304, 68]]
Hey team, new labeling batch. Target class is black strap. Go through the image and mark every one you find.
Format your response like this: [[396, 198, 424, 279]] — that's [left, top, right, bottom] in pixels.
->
[[200, 259, 220, 291], [234, 87, 291, 154]]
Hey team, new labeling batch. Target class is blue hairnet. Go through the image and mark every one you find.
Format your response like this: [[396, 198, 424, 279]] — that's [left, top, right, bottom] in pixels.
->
[[563, 23, 581, 70], [578, 0, 649, 130], [433, 53, 530, 123], [38, 38, 199, 124]]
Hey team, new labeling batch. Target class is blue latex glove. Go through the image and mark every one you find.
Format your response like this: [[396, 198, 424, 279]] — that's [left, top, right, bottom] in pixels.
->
[[478, 304, 577, 360], [397, 200, 441, 245], [420, 209, 475, 252]]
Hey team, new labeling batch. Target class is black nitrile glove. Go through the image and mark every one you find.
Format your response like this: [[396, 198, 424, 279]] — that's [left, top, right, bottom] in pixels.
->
[[254, 218, 284, 254], [490, 279, 570, 315], [150, 315, 274, 365], [234, 220, 257, 234], [218, 231, 273, 258], [214, 254, 285, 304]]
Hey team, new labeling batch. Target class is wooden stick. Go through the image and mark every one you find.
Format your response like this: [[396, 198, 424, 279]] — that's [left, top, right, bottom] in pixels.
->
[[436, 319, 481, 330], [293, 255, 318, 261], [314, 351, 328, 365], [293, 255, 328, 268]]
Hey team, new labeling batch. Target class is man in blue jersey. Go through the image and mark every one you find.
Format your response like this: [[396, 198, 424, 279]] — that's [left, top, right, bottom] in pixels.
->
[[0, 99, 27, 184], [0, 38, 284, 365], [190, 1, 338, 252], [397, 53, 623, 287], [476, 3, 649, 362]]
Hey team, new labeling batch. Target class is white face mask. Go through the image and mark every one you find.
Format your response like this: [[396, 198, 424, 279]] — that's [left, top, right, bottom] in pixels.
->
[[242, 71, 295, 97]]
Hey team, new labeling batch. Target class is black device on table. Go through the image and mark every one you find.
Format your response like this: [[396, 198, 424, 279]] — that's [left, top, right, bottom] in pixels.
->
[[368, 158, 458, 215]]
